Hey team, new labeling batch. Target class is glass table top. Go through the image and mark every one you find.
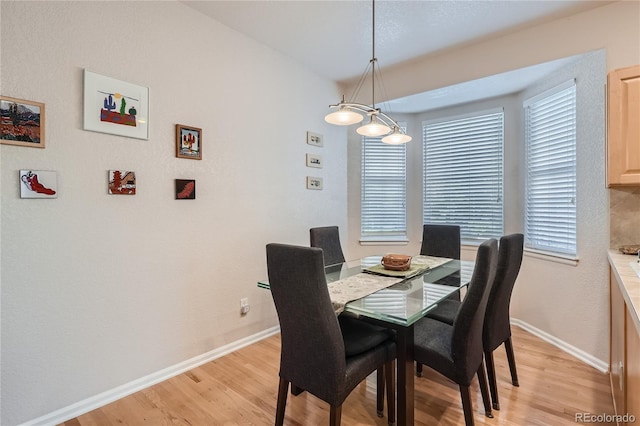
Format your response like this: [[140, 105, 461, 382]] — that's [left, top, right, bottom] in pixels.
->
[[258, 256, 474, 327]]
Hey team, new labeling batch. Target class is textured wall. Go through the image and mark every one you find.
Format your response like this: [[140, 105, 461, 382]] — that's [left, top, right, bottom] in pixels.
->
[[0, 2, 346, 424], [512, 51, 609, 364]]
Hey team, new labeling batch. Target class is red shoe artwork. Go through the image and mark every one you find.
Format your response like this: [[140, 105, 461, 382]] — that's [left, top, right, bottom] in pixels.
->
[[176, 181, 195, 199], [21, 171, 56, 195]]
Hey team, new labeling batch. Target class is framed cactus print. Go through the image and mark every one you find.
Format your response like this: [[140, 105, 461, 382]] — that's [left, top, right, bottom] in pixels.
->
[[83, 69, 149, 140], [176, 124, 202, 160]]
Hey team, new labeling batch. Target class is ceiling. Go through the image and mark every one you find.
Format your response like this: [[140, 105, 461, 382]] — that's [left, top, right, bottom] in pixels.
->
[[182, 0, 610, 113]]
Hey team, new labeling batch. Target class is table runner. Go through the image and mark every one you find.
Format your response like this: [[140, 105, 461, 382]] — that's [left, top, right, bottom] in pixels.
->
[[328, 273, 403, 314], [327, 255, 453, 314]]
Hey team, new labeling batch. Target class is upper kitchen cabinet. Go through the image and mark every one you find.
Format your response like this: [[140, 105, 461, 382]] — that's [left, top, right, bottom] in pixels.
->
[[607, 65, 640, 187]]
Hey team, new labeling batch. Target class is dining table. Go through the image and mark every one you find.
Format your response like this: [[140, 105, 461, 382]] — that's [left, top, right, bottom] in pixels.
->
[[258, 254, 474, 426]]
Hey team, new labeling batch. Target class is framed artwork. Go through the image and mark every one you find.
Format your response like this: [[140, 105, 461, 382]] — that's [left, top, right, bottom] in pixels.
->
[[108, 170, 136, 195], [306, 131, 323, 147], [306, 176, 323, 190], [20, 170, 57, 198], [175, 179, 196, 199], [1, 96, 45, 148], [306, 153, 323, 168], [83, 69, 149, 140], [176, 124, 202, 160]]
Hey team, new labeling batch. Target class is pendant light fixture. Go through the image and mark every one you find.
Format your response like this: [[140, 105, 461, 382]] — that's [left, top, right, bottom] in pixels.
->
[[324, 0, 411, 144]]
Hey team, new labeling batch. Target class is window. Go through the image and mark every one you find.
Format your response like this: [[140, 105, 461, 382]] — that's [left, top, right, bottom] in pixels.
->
[[524, 80, 577, 257], [423, 110, 504, 242], [361, 129, 407, 240]]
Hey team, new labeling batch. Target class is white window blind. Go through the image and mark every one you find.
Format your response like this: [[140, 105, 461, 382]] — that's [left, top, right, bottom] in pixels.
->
[[361, 129, 407, 239], [423, 110, 504, 242], [524, 80, 577, 257]]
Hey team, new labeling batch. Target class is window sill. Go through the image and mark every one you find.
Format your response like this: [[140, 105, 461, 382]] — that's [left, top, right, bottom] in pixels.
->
[[524, 248, 579, 266], [359, 236, 409, 246]]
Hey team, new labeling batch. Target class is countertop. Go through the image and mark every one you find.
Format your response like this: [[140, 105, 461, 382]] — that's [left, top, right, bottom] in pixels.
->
[[608, 249, 640, 336]]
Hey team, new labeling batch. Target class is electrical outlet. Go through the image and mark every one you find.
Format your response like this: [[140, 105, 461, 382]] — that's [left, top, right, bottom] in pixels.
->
[[240, 298, 250, 315]]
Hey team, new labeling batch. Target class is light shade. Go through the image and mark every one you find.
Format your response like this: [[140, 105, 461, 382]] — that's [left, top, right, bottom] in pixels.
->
[[325, 108, 364, 125], [357, 115, 391, 137], [382, 127, 412, 144]]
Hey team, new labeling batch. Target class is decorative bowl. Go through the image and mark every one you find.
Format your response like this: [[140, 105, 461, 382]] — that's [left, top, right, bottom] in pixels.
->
[[619, 244, 640, 255], [381, 254, 412, 271]]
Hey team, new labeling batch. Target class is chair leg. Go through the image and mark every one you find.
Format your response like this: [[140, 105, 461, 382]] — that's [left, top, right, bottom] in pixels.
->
[[484, 350, 500, 410], [385, 360, 396, 426], [377, 368, 384, 417], [477, 361, 494, 418], [330, 405, 342, 426], [504, 336, 519, 387], [275, 377, 289, 426], [416, 362, 423, 377], [459, 385, 475, 426], [291, 384, 304, 395]]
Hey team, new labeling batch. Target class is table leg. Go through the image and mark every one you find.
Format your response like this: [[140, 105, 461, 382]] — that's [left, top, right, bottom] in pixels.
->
[[359, 316, 415, 426], [396, 325, 414, 426]]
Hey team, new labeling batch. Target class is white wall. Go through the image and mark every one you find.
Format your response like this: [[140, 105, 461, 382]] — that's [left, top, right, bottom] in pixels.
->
[[372, 1, 640, 101], [513, 50, 609, 367], [0, 2, 347, 424]]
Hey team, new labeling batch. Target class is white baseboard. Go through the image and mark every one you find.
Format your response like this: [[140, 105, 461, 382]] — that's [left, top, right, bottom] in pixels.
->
[[21, 326, 280, 426], [511, 318, 608, 374]]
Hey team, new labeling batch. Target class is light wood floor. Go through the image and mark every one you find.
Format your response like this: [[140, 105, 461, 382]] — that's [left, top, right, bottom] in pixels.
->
[[61, 325, 613, 425]]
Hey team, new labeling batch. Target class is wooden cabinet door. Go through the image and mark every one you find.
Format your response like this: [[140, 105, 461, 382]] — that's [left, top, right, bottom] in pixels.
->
[[611, 270, 626, 415], [625, 309, 639, 425], [607, 65, 640, 187]]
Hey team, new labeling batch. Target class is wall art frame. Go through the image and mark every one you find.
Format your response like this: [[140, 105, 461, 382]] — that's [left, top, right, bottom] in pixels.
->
[[306, 176, 323, 190], [306, 131, 323, 147], [20, 170, 57, 198], [175, 179, 196, 199], [108, 170, 136, 195], [83, 69, 149, 140], [306, 153, 323, 168], [176, 124, 202, 160], [1, 96, 45, 148]]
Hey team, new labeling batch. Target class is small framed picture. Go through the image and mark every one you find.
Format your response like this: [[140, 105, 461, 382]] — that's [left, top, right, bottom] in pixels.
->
[[1, 96, 45, 148], [306, 176, 323, 190], [306, 131, 323, 147], [175, 179, 196, 199], [108, 170, 136, 195], [176, 124, 202, 160], [306, 153, 323, 168], [20, 170, 57, 198]]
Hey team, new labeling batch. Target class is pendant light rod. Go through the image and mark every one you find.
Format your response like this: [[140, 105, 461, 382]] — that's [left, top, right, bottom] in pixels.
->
[[324, 0, 412, 143], [371, 0, 376, 109]]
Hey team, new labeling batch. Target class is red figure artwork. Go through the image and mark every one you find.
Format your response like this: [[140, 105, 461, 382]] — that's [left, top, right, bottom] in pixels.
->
[[21, 171, 56, 195], [108, 170, 136, 195]]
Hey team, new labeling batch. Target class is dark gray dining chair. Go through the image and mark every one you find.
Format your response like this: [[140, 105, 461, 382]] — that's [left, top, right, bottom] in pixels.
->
[[413, 238, 498, 426], [423, 233, 524, 410], [266, 243, 396, 426], [421, 224, 462, 303], [420, 224, 461, 259], [310, 226, 346, 266]]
